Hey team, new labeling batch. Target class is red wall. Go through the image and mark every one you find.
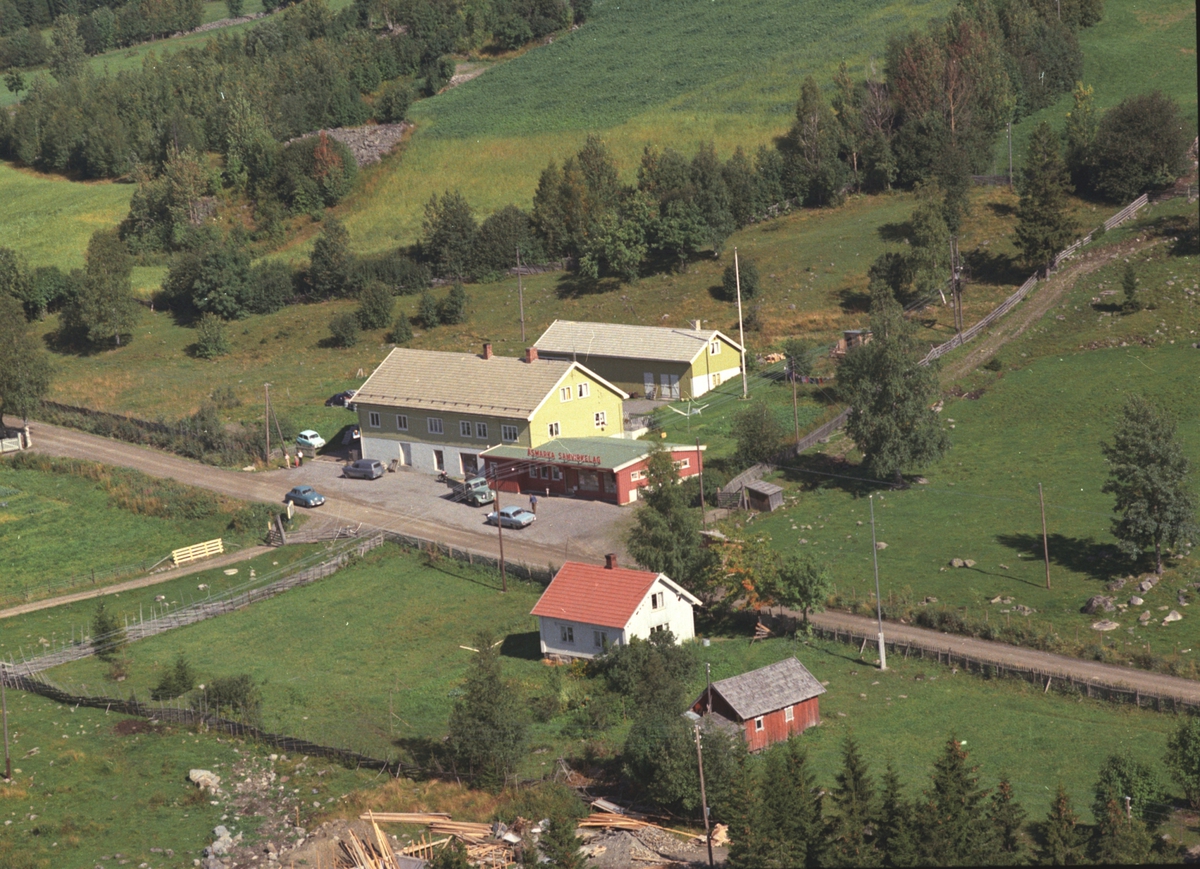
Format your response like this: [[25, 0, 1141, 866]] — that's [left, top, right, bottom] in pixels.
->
[[742, 698, 821, 752]]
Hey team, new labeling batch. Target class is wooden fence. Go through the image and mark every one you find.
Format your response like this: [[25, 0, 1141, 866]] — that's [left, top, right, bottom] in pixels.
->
[[171, 537, 224, 567], [802, 619, 1199, 713]]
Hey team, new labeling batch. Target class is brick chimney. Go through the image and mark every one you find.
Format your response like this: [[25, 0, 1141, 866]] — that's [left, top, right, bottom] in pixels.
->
[[604, 553, 618, 570], [483, 342, 493, 359], [525, 346, 539, 363]]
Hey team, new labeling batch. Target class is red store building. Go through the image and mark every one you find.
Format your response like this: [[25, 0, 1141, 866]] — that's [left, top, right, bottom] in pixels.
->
[[480, 436, 704, 506]]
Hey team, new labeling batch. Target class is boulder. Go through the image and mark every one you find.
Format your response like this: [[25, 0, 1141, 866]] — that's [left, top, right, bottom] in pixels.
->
[[1138, 580, 1154, 593], [1129, 596, 1144, 606], [1091, 619, 1121, 631], [964, 559, 976, 568], [950, 558, 965, 568], [1164, 610, 1183, 624], [1082, 596, 1116, 614], [875, 541, 888, 550], [189, 769, 221, 793], [1107, 579, 1126, 592], [1014, 604, 1036, 616], [1139, 611, 1153, 624]]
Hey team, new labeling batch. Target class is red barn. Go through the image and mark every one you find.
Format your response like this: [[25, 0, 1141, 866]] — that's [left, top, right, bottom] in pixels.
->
[[690, 657, 825, 752]]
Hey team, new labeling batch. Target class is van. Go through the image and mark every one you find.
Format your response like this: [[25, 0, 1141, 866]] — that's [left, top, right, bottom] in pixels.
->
[[343, 459, 385, 480]]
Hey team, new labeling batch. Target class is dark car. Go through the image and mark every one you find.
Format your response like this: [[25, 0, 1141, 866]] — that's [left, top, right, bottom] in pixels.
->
[[284, 485, 326, 507], [343, 459, 385, 480], [325, 390, 358, 408], [485, 505, 536, 529]]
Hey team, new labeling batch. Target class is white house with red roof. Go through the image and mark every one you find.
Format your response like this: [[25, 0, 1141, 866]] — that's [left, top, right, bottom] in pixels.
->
[[531, 555, 702, 660]]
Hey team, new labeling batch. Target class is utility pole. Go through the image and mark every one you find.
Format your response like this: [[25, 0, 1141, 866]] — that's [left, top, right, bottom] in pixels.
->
[[1039, 483, 1051, 590], [693, 724, 715, 868], [734, 248, 748, 399], [950, 236, 963, 342], [705, 662, 712, 715], [696, 438, 707, 531], [791, 356, 800, 446], [516, 246, 526, 343], [264, 383, 271, 464], [492, 467, 507, 592], [870, 494, 887, 671], [2, 667, 10, 780]]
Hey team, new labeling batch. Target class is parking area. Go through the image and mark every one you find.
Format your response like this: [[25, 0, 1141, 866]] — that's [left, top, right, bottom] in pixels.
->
[[279, 455, 637, 564]]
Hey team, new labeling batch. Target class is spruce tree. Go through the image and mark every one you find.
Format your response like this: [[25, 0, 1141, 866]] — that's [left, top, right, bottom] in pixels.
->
[[755, 739, 824, 868], [309, 218, 353, 298], [92, 601, 127, 662], [417, 291, 440, 329], [437, 282, 468, 325], [914, 737, 998, 866], [1014, 122, 1077, 274], [1100, 396, 1199, 575], [726, 751, 768, 869], [1120, 263, 1141, 313], [877, 762, 920, 867], [1038, 784, 1086, 865], [538, 811, 584, 869], [1091, 795, 1153, 864], [447, 630, 528, 791], [988, 777, 1027, 865], [388, 311, 413, 345], [839, 282, 950, 486], [825, 735, 881, 867]]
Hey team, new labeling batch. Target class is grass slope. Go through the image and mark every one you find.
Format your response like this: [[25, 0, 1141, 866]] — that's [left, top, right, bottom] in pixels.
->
[[42, 543, 1181, 827]]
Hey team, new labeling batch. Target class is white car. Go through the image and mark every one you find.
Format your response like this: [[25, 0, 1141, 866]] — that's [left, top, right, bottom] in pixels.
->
[[296, 430, 326, 450]]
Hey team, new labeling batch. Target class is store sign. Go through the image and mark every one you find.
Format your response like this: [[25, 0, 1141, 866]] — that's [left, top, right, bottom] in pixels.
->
[[527, 448, 603, 466]]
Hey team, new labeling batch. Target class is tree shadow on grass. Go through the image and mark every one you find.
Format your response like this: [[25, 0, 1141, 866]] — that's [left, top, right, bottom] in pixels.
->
[[392, 735, 452, 774], [554, 273, 623, 299], [995, 532, 1127, 583], [499, 631, 541, 661], [838, 286, 872, 314], [877, 221, 911, 243], [987, 201, 1016, 219], [964, 247, 1025, 287], [778, 453, 883, 497]]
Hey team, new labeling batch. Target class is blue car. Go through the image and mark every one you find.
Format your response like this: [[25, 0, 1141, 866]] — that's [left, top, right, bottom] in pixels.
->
[[485, 505, 536, 529], [284, 485, 326, 507]]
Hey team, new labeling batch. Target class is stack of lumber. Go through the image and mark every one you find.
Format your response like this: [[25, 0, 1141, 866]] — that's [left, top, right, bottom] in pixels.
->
[[340, 819, 403, 869], [429, 820, 493, 843], [359, 812, 451, 825], [578, 812, 654, 831]]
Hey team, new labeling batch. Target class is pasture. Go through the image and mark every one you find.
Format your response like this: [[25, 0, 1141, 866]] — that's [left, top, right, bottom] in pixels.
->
[[0, 456, 277, 600], [40, 541, 1184, 826]]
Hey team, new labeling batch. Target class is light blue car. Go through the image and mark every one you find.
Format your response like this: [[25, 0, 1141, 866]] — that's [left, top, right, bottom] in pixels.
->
[[486, 505, 536, 529], [284, 486, 326, 507], [296, 430, 326, 450]]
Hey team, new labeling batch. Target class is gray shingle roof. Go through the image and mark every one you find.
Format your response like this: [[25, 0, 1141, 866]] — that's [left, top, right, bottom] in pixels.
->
[[707, 657, 825, 720], [534, 320, 743, 364], [354, 348, 591, 419]]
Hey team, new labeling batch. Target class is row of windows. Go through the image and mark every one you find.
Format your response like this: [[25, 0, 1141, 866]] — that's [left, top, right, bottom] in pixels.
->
[[366, 412, 521, 443], [559, 383, 591, 402], [558, 625, 612, 649], [752, 705, 795, 732]]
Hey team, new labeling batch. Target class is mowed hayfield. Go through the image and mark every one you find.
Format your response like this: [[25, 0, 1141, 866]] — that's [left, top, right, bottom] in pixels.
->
[[40, 542, 1183, 827], [734, 228, 1200, 659]]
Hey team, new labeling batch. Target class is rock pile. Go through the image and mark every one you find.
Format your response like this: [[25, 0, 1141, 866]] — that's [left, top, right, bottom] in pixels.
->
[[1082, 596, 1116, 614], [285, 123, 412, 167]]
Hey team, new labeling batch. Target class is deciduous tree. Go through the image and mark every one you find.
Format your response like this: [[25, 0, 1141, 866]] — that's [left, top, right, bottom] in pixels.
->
[[67, 228, 138, 348], [839, 284, 949, 486], [767, 553, 832, 628], [356, 280, 393, 330], [1165, 715, 1200, 810], [1100, 396, 1199, 575], [309, 217, 354, 298], [1091, 750, 1164, 823], [0, 293, 52, 423], [1091, 91, 1190, 202], [731, 401, 785, 467]]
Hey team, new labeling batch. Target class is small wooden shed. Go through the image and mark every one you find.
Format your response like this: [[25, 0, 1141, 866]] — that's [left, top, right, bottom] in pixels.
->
[[744, 480, 784, 513], [690, 657, 825, 752]]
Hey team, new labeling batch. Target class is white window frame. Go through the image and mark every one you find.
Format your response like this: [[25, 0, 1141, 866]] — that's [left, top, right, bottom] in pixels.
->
[[754, 716, 765, 732], [577, 382, 590, 399], [560, 625, 574, 644], [593, 630, 607, 649], [475, 422, 488, 439], [548, 421, 560, 437], [427, 417, 444, 435], [460, 420, 472, 438], [559, 386, 573, 402], [784, 705, 795, 723], [368, 411, 381, 428], [710, 340, 720, 355], [594, 411, 607, 428], [673, 458, 690, 470], [631, 469, 647, 482], [712, 372, 721, 386], [501, 424, 518, 443], [395, 414, 408, 431], [650, 592, 663, 611]]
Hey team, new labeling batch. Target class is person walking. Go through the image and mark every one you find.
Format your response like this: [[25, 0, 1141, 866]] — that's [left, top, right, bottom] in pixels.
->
[[529, 493, 538, 515]]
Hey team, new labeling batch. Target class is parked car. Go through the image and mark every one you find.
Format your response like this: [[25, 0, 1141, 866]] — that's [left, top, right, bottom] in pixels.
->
[[343, 459, 385, 479], [452, 475, 495, 506], [296, 430, 326, 450], [325, 390, 358, 408], [284, 485, 326, 507], [485, 505, 536, 529]]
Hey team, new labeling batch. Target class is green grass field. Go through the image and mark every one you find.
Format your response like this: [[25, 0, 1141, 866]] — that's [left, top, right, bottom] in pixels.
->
[[0, 458, 278, 600], [736, 222, 1200, 660], [39, 542, 1185, 830], [0, 686, 374, 869]]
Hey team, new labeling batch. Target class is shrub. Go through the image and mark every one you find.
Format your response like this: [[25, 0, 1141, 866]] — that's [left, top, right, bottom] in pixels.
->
[[357, 280, 394, 330], [437, 282, 468, 325], [388, 311, 413, 345], [275, 133, 358, 214], [194, 312, 230, 358], [983, 356, 1003, 372], [417, 290, 439, 329], [329, 312, 360, 347], [193, 674, 262, 723], [151, 654, 197, 700], [374, 80, 412, 124], [245, 261, 295, 314], [1092, 751, 1164, 823], [721, 257, 759, 301], [1091, 91, 1191, 202]]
